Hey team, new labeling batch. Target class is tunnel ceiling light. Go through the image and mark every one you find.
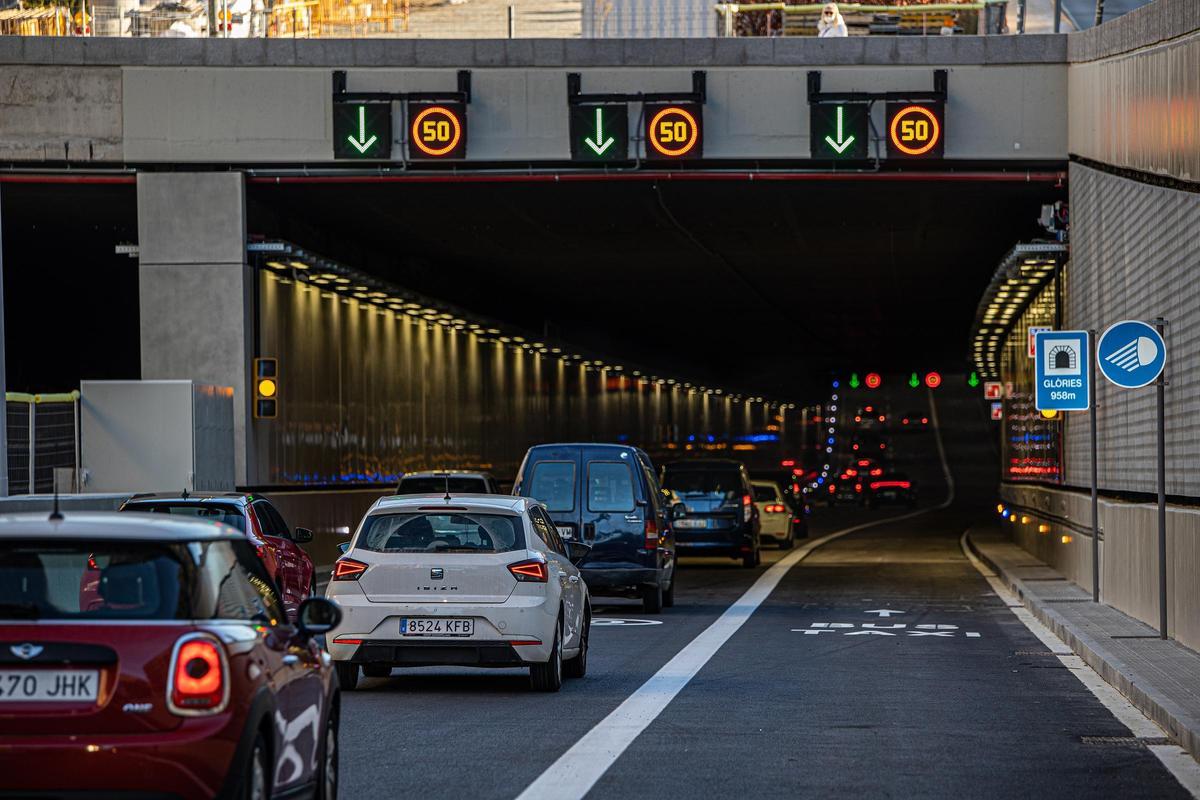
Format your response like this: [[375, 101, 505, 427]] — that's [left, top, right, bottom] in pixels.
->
[[266, 261, 288, 270], [288, 261, 310, 270]]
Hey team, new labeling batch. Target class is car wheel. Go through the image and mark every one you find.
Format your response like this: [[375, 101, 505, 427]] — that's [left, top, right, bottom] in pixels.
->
[[662, 576, 675, 608], [530, 618, 563, 692], [780, 523, 795, 550], [240, 734, 270, 800], [316, 704, 339, 800], [564, 606, 589, 680], [641, 582, 663, 614], [334, 661, 358, 691], [362, 664, 391, 679]]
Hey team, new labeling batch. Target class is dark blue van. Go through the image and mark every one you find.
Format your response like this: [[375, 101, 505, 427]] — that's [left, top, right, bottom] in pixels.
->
[[513, 443, 675, 613]]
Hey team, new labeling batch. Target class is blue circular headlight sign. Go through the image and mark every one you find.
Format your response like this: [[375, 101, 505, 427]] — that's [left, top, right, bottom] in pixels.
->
[[1096, 320, 1166, 389]]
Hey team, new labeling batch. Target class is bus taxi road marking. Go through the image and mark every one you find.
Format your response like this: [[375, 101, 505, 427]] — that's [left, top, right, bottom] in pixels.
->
[[792, 622, 982, 638], [591, 618, 663, 627], [961, 533, 1200, 797]]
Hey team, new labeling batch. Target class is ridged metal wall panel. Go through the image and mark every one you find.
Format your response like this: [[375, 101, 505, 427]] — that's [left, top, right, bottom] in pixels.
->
[[1068, 27, 1200, 183], [1063, 163, 1200, 498]]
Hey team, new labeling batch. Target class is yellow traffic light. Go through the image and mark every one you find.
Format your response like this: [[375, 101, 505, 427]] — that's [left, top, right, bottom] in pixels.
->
[[254, 358, 278, 419]]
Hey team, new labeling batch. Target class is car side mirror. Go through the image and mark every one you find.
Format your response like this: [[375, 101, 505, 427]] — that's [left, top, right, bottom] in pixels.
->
[[565, 541, 591, 566], [294, 527, 314, 544], [296, 597, 342, 638], [671, 502, 687, 521], [336, 542, 350, 555]]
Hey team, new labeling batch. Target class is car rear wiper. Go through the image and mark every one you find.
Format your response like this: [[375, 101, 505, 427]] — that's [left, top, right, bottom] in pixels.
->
[[0, 602, 41, 619]]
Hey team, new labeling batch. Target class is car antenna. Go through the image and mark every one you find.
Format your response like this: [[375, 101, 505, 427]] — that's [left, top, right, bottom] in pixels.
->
[[181, 487, 189, 500], [442, 472, 452, 502], [48, 488, 63, 521]]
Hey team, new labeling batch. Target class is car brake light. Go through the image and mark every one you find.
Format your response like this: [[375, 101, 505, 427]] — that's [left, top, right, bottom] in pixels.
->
[[765, 503, 785, 513], [508, 559, 548, 582], [333, 558, 368, 581], [855, 484, 862, 493], [858, 460, 871, 467], [870, 481, 912, 490], [921, 417, 929, 424], [169, 635, 227, 715], [742, 494, 753, 522], [645, 517, 659, 548], [780, 459, 795, 467], [828, 484, 836, 493], [792, 517, 802, 524], [845, 468, 858, 477], [870, 468, 883, 476]]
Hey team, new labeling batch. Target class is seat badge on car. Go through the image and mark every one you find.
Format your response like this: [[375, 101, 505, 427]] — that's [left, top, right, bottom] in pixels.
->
[[430, 568, 444, 580], [10, 643, 43, 660], [123, 703, 153, 714]]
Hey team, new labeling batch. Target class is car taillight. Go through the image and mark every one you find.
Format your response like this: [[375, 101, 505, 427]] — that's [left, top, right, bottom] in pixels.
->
[[792, 517, 802, 524], [870, 468, 883, 476], [828, 484, 836, 493], [845, 468, 858, 477], [509, 558, 548, 582], [921, 417, 929, 424], [742, 494, 753, 522], [168, 634, 227, 716], [332, 558, 368, 581], [645, 517, 659, 548], [870, 481, 912, 490], [855, 484, 862, 493], [765, 504, 786, 513]]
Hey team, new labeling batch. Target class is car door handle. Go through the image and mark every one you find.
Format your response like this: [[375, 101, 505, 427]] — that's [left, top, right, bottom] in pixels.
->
[[282, 654, 300, 666], [583, 522, 596, 541]]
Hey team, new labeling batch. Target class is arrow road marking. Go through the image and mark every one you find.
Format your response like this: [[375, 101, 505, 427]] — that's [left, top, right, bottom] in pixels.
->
[[865, 609, 904, 617], [824, 106, 856, 154], [346, 106, 378, 154], [584, 107, 615, 155]]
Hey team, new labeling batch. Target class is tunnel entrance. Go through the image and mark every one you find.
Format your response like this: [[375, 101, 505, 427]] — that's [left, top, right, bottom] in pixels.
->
[[247, 173, 1064, 401]]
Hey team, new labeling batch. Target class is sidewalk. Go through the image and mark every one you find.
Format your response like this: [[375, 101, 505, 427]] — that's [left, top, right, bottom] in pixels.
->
[[967, 524, 1200, 763]]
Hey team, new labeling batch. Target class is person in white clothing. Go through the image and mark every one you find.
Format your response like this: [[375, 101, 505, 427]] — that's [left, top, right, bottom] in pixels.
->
[[817, 2, 848, 37]]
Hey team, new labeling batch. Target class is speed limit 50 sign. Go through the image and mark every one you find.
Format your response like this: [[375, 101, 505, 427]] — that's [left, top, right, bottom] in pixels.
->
[[886, 102, 944, 159]]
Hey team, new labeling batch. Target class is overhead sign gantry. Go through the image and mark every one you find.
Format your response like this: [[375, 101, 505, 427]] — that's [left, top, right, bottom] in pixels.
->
[[331, 70, 472, 161], [566, 71, 707, 163], [807, 70, 948, 161]]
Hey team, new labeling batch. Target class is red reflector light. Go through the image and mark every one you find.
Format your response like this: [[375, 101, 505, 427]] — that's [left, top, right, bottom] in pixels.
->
[[333, 558, 368, 581], [509, 640, 543, 646], [870, 481, 912, 490], [508, 559, 548, 582], [333, 636, 363, 645], [169, 636, 226, 715]]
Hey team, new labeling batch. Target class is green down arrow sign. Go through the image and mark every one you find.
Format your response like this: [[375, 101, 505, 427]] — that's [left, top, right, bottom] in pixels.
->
[[810, 103, 868, 160], [570, 104, 628, 162]]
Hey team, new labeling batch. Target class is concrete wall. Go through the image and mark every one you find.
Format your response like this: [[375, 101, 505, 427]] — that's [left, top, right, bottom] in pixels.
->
[[1000, 482, 1200, 654], [0, 36, 1069, 164], [137, 172, 255, 485], [254, 267, 800, 485]]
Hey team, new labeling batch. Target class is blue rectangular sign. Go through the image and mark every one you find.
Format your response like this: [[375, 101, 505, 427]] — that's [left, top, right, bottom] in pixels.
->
[[1034, 330, 1090, 411]]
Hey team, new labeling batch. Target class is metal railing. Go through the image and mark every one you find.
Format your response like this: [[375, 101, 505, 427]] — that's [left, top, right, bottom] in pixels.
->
[[5, 392, 81, 496], [713, 0, 1008, 36]]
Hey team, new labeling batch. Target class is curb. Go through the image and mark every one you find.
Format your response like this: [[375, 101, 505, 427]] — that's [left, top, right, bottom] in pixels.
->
[[965, 530, 1200, 763]]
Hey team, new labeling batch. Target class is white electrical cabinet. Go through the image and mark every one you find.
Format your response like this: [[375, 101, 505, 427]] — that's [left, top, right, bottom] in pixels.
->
[[80, 380, 235, 494]]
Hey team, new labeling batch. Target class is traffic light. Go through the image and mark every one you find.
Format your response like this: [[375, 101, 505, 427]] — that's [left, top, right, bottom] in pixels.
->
[[967, 372, 980, 388], [254, 358, 278, 419], [849, 373, 861, 389], [925, 371, 942, 389]]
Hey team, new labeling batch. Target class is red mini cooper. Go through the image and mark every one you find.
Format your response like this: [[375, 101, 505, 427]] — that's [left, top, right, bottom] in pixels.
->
[[0, 511, 342, 800]]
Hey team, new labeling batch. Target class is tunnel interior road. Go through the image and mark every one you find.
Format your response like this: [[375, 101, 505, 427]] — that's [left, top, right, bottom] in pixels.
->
[[335, 382, 1191, 800], [249, 175, 1064, 399]]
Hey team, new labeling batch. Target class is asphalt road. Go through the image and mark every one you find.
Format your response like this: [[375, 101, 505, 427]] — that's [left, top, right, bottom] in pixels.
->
[[337, 385, 1190, 799]]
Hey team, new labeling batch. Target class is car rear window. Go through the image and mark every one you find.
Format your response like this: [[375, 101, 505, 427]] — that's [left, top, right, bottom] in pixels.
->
[[0, 539, 284, 623], [526, 461, 576, 512], [662, 469, 743, 501], [587, 462, 636, 512], [357, 513, 524, 553], [122, 502, 247, 533], [753, 485, 779, 501], [396, 477, 489, 495]]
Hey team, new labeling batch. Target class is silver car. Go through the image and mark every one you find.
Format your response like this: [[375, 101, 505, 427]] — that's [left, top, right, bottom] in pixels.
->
[[326, 494, 591, 692]]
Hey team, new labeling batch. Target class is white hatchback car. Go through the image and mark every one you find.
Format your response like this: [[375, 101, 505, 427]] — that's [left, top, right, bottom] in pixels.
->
[[326, 494, 591, 692], [751, 480, 795, 549]]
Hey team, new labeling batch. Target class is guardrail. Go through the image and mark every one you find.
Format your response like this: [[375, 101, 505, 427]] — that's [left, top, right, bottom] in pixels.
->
[[5, 391, 80, 496], [713, 0, 1008, 36]]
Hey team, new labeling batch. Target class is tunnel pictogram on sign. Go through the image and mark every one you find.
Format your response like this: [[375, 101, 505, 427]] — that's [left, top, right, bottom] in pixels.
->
[[408, 103, 467, 160], [644, 103, 703, 160], [886, 103, 944, 159]]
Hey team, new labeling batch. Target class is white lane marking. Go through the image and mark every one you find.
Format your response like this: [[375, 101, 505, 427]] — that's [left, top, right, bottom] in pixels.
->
[[961, 533, 1200, 796], [516, 396, 958, 800], [591, 619, 663, 627]]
